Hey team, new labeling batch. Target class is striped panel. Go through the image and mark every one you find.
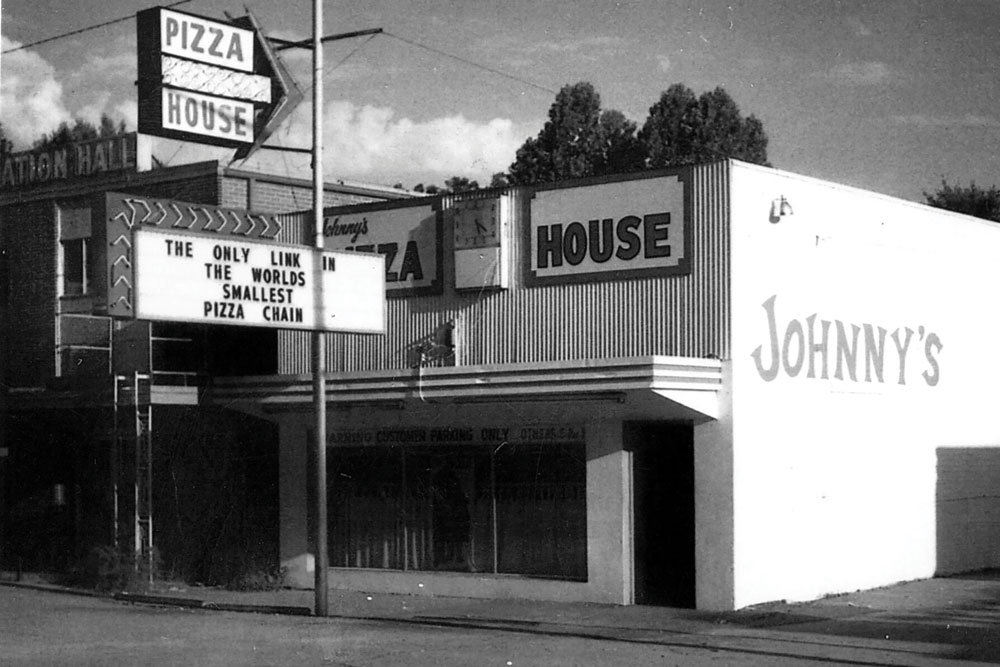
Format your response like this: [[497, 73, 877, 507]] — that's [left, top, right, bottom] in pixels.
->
[[278, 163, 731, 374]]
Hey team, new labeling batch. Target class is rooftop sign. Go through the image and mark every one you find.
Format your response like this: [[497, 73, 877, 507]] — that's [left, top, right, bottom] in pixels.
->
[[137, 7, 301, 156], [0, 134, 136, 191], [157, 8, 255, 72]]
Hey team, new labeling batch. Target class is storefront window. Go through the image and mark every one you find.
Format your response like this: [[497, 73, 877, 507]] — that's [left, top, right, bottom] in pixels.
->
[[494, 443, 587, 578], [328, 448, 403, 569], [327, 439, 587, 580]]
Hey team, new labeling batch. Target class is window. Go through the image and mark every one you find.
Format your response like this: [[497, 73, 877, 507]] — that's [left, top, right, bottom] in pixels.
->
[[59, 204, 93, 298], [328, 441, 587, 580], [62, 238, 89, 296]]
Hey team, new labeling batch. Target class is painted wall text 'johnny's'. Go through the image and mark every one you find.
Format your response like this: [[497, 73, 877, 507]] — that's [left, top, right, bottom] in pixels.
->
[[752, 295, 943, 386]]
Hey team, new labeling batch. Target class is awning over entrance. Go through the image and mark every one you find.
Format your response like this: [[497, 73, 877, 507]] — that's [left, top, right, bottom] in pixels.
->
[[210, 355, 724, 421]]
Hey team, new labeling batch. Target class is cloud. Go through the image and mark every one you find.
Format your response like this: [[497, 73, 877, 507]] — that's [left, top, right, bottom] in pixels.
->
[[533, 35, 624, 54], [0, 34, 137, 147], [0, 32, 526, 187], [484, 33, 623, 68], [845, 16, 873, 37], [656, 54, 671, 73], [822, 61, 893, 86], [311, 101, 525, 184], [888, 113, 1000, 129], [229, 100, 528, 187], [0, 36, 73, 147], [76, 95, 137, 132]]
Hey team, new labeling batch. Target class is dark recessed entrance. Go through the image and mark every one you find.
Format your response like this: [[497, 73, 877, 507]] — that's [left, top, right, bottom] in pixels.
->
[[627, 421, 695, 607]]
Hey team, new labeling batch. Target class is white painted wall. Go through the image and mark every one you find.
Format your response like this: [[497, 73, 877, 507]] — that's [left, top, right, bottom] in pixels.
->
[[694, 362, 735, 610], [729, 161, 1000, 608]]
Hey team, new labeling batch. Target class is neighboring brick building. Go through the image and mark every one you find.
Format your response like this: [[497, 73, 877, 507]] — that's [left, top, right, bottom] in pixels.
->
[[0, 133, 407, 582]]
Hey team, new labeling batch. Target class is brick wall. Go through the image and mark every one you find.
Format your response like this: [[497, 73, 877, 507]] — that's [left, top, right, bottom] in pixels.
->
[[119, 171, 221, 205], [220, 176, 250, 209], [245, 177, 383, 214]]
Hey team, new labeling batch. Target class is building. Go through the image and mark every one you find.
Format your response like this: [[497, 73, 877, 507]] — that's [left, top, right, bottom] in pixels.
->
[[4, 146, 1000, 610], [0, 133, 407, 585], [215, 160, 1000, 610]]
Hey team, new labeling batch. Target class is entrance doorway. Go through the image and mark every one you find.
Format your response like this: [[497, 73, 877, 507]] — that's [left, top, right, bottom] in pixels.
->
[[628, 422, 695, 607]]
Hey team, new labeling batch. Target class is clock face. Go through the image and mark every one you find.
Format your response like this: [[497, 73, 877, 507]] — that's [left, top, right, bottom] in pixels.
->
[[453, 198, 500, 249]]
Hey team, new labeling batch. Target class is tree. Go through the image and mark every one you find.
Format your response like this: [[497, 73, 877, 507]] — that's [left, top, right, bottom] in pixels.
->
[[32, 114, 127, 151], [639, 84, 770, 168], [503, 81, 769, 186], [594, 109, 646, 177], [412, 176, 480, 195], [442, 176, 479, 193], [507, 81, 645, 186], [0, 123, 10, 162], [924, 180, 1000, 222], [489, 172, 510, 188]]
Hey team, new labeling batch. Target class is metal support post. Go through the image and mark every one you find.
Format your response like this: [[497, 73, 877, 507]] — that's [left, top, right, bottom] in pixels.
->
[[311, 0, 329, 618]]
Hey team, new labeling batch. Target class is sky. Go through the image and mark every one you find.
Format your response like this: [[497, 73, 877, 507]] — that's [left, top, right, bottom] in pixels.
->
[[3, 0, 1000, 201]]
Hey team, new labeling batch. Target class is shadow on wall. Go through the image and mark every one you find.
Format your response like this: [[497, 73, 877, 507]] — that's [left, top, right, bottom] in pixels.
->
[[937, 448, 1000, 575]]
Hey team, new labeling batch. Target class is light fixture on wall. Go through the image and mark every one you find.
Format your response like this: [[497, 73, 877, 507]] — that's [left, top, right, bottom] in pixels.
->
[[769, 196, 794, 223]]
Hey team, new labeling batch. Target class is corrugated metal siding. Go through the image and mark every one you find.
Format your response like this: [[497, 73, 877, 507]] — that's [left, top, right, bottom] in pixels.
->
[[276, 211, 309, 246], [278, 164, 731, 374]]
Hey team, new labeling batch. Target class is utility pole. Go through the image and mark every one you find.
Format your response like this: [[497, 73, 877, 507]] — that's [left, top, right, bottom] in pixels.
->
[[311, 0, 329, 618], [265, 6, 380, 620]]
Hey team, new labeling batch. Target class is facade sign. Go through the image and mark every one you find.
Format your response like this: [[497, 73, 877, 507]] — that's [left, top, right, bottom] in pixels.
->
[[323, 200, 442, 295], [133, 229, 385, 333], [1, 134, 136, 191], [528, 172, 691, 285], [328, 424, 586, 447], [751, 294, 943, 387]]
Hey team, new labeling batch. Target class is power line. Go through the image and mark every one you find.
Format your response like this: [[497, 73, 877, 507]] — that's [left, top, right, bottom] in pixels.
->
[[229, 32, 381, 162], [3, 9, 556, 101], [382, 31, 558, 96], [328, 33, 380, 77], [269, 28, 383, 52], [2, 0, 193, 54]]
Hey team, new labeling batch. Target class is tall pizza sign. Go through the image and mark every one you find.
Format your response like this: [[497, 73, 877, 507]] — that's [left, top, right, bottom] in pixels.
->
[[136, 7, 301, 159]]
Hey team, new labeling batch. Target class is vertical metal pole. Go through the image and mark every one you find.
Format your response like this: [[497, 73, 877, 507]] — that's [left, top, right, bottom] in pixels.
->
[[490, 450, 498, 574], [401, 450, 408, 571], [311, 0, 329, 618]]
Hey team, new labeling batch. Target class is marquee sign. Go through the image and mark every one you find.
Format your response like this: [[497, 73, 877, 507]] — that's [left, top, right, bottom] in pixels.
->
[[136, 7, 301, 158], [527, 171, 692, 286], [105, 192, 384, 333], [132, 230, 385, 332]]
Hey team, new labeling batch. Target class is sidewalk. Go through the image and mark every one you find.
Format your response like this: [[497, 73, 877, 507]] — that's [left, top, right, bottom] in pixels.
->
[[4, 570, 1000, 665]]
